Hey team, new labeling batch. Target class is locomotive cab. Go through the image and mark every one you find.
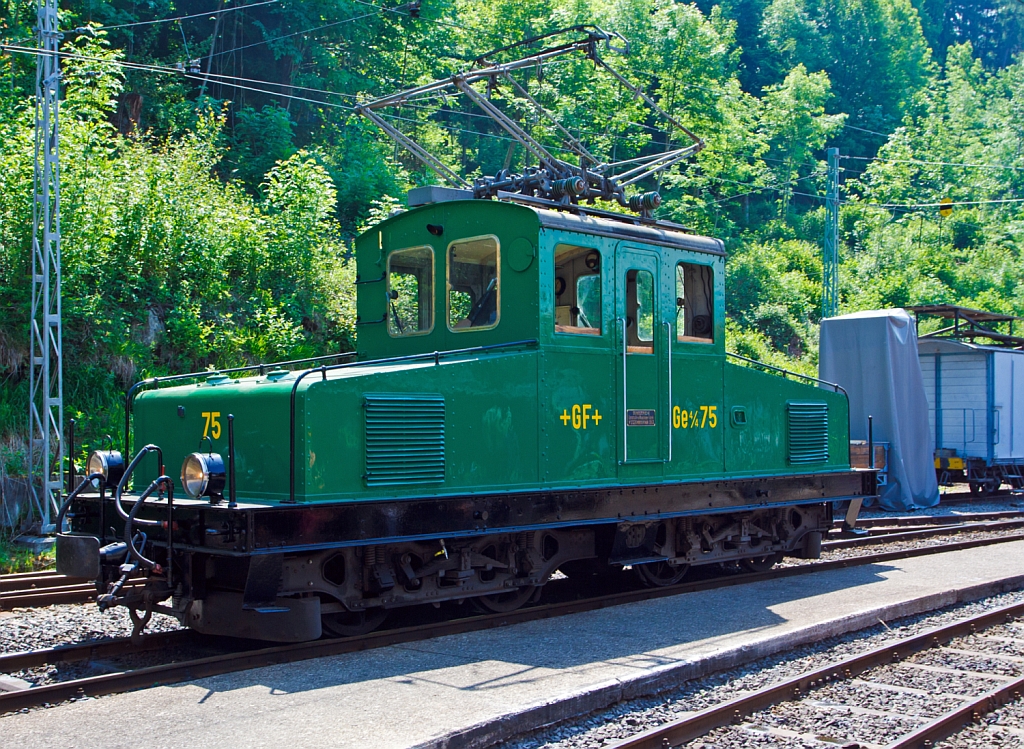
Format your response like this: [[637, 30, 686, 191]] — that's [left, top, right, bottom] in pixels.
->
[[353, 192, 725, 367], [354, 197, 542, 360]]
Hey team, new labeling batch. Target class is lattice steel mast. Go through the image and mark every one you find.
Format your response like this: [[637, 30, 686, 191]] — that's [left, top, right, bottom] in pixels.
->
[[822, 147, 840, 319], [27, 0, 63, 531]]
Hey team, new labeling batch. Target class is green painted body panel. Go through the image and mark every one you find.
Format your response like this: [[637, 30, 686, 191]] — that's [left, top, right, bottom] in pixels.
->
[[724, 363, 850, 475], [132, 199, 851, 503], [134, 378, 298, 501]]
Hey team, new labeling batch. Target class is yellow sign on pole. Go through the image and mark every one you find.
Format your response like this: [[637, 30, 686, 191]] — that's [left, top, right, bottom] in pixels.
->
[[939, 198, 953, 217]]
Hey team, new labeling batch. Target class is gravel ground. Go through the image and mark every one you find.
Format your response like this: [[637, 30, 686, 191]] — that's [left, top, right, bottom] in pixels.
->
[[506, 590, 1024, 749], [859, 494, 1024, 519], [0, 604, 180, 656]]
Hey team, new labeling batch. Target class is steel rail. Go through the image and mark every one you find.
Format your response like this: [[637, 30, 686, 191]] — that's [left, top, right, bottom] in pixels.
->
[[887, 674, 1024, 748], [940, 488, 1018, 503], [0, 629, 192, 673], [0, 571, 82, 592], [3, 531, 1024, 713], [0, 580, 143, 610], [0, 569, 62, 580], [833, 510, 1024, 530], [601, 599, 1024, 749], [822, 518, 1024, 550], [1, 582, 100, 608], [835, 522, 963, 536]]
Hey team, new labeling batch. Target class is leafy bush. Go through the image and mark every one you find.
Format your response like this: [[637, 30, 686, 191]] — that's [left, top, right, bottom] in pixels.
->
[[0, 36, 356, 459]]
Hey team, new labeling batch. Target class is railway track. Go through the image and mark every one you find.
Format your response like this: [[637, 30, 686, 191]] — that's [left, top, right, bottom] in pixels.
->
[[0, 571, 142, 610], [4, 529, 1024, 714], [937, 488, 1022, 503], [601, 598, 1024, 749], [823, 517, 1024, 550], [839, 509, 1024, 530], [0, 570, 84, 592], [0, 511, 1020, 612]]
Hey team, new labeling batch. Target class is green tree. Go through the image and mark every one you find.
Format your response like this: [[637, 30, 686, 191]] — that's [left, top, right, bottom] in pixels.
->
[[758, 64, 845, 216]]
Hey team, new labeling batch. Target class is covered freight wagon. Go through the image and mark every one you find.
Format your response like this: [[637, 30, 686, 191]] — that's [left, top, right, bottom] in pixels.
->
[[912, 305, 1024, 494]]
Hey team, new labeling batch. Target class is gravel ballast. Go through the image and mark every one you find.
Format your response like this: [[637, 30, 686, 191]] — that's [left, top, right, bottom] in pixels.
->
[[506, 590, 1024, 749], [0, 604, 179, 657]]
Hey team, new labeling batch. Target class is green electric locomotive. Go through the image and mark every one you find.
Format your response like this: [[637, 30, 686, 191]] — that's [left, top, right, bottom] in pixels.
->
[[58, 188, 874, 642]]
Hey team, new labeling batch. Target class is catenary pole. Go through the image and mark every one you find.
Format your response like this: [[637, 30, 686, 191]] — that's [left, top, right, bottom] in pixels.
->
[[822, 147, 840, 320], [27, 0, 64, 532]]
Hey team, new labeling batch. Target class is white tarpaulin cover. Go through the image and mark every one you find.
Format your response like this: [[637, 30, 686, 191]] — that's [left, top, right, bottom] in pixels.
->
[[820, 308, 939, 511]]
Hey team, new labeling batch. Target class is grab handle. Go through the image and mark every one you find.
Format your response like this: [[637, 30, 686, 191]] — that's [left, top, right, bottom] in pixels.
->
[[664, 321, 673, 464]]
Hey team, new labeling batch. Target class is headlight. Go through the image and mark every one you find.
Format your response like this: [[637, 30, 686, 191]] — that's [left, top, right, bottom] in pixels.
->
[[87, 450, 124, 488], [180, 452, 226, 499]]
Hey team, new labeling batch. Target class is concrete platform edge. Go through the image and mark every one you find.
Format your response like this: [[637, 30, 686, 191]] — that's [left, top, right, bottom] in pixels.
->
[[418, 572, 1024, 749]]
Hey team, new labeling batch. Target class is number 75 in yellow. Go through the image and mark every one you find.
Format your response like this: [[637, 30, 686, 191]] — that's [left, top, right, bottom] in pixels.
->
[[201, 411, 222, 439]]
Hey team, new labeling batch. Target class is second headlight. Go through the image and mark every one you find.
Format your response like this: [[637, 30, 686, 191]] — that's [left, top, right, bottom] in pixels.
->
[[180, 452, 226, 499]]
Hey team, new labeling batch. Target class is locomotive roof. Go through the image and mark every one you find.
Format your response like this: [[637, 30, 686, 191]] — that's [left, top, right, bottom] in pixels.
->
[[530, 206, 725, 256], [368, 194, 726, 257], [918, 337, 1024, 355]]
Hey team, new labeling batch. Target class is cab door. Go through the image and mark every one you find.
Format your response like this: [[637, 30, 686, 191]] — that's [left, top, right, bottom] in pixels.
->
[[672, 256, 726, 478], [616, 246, 667, 469]]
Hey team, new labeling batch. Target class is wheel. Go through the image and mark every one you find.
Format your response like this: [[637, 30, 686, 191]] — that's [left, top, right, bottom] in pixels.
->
[[473, 585, 537, 613], [970, 479, 999, 496], [634, 561, 689, 587], [321, 607, 388, 637], [740, 552, 783, 573]]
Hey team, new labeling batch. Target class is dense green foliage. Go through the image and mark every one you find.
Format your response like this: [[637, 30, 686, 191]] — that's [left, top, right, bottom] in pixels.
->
[[0, 530, 53, 573], [1, 0, 1023, 472]]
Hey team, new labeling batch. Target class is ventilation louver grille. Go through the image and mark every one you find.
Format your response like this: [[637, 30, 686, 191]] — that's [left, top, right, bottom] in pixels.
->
[[788, 402, 829, 464], [364, 394, 445, 486]]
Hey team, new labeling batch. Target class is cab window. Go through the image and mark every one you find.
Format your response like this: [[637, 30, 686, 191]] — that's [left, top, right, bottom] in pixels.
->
[[448, 236, 499, 331], [554, 245, 602, 336], [676, 262, 714, 342], [626, 269, 654, 353], [386, 246, 434, 336]]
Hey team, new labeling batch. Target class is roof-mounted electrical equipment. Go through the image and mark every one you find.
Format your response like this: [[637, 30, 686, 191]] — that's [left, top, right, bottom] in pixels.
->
[[357, 26, 703, 222]]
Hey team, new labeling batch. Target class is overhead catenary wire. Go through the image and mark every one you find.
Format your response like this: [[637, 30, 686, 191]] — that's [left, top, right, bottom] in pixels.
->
[[842, 123, 890, 138], [206, 7, 389, 59], [73, 0, 281, 33], [0, 42, 695, 162], [861, 197, 1024, 209], [845, 154, 1024, 173], [14, 16, 802, 182], [3, 40, 630, 162], [0, 44, 917, 205], [8, 36, 1022, 217], [699, 170, 826, 208], [0, 43, 357, 111]]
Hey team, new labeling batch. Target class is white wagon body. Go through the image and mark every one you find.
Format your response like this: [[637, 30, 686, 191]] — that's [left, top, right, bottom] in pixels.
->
[[918, 338, 1024, 465]]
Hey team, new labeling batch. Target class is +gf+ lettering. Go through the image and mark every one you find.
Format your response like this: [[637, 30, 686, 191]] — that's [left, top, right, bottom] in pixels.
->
[[560, 404, 601, 429]]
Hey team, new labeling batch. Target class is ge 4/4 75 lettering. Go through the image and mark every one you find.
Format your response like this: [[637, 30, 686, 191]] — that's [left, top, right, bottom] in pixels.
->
[[673, 405, 717, 429]]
